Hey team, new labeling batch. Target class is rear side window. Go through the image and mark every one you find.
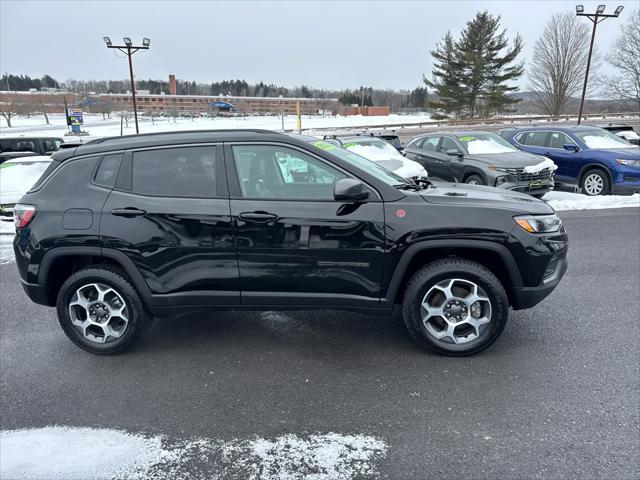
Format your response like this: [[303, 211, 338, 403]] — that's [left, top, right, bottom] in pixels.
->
[[94, 153, 123, 188], [0, 139, 36, 153], [522, 132, 549, 147], [421, 137, 440, 152], [131, 146, 217, 197]]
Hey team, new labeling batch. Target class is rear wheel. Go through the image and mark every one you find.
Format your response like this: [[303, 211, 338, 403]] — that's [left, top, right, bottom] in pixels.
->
[[56, 266, 151, 354], [464, 174, 484, 186], [581, 169, 610, 196], [402, 258, 509, 356]]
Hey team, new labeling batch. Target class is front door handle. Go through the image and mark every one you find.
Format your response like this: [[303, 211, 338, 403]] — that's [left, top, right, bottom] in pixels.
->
[[111, 208, 147, 217], [239, 211, 278, 222]]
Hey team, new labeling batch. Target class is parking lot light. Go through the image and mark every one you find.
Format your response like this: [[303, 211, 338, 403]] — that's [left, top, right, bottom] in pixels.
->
[[575, 4, 623, 124], [103, 37, 151, 134]]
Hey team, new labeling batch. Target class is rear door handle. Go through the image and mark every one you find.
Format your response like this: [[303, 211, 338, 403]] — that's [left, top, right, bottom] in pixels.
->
[[239, 211, 278, 221], [111, 208, 147, 217]]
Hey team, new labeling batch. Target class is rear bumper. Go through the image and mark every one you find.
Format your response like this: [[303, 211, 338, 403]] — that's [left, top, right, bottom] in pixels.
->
[[20, 278, 51, 306], [511, 255, 568, 310]]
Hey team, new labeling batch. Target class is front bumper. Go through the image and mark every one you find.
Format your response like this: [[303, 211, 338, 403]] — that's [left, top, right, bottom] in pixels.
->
[[499, 179, 554, 197], [511, 255, 568, 310]]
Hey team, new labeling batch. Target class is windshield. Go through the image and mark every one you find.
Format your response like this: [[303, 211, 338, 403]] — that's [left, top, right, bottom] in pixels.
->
[[341, 138, 404, 161], [309, 140, 410, 186], [575, 129, 637, 149], [456, 133, 518, 155], [0, 160, 51, 202]]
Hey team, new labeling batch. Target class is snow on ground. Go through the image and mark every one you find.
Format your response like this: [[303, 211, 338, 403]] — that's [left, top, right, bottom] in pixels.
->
[[0, 426, 387, 480], [0, 113, 430, 139], [543, 191, 640, 211], [0, 221, 14, 265]]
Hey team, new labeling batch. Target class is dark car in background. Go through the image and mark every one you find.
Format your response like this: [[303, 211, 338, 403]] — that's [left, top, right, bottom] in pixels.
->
[[599, 124, 639, 145], [0, 137, 63, 164], [403, 131, 556, 197], [499, 126, 640, 196]]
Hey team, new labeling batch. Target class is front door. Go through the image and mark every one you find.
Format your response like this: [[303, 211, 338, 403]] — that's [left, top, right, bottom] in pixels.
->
[[100, 144, 239, 303], [406, 136, 444, 179], [226, 143, 386, 307]]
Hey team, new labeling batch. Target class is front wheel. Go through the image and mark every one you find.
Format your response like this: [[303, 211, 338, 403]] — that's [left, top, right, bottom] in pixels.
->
[[402, 258, 509, 356], [56, 265, 151, 355], [581, 169, 610, 196], [464, 174, 484, 185]]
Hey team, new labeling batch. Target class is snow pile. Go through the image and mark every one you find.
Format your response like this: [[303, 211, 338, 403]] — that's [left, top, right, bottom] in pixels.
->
[[581, 134, 637, 149], [544, 191, 640, 211], [0, 427, 387, 480]]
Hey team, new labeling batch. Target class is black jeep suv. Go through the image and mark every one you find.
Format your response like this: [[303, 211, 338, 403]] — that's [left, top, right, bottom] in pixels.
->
[[13, 130, 568, 356]]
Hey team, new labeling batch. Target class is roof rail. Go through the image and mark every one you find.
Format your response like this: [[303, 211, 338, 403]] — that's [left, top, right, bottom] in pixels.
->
[[83, 128, 281, 146]]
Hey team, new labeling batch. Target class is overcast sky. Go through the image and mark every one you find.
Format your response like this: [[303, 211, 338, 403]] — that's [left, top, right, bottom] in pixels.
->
[[0, 0, 636, 92]]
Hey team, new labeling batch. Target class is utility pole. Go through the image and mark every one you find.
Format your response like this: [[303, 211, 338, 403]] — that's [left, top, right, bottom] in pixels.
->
[[103, 36, 150, 134], [575, 4, 623, 125]]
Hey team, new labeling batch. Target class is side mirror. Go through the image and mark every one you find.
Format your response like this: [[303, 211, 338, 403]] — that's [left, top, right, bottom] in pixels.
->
[[563, 144, 579, 152], [334, 178, 369, 202], [446, 148, 463, 158]]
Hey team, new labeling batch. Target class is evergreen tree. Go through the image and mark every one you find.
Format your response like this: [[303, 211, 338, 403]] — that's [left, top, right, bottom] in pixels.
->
[[456, 11, 524, 116], [425, 12, 524, 118], [424, 32, 464, 115]]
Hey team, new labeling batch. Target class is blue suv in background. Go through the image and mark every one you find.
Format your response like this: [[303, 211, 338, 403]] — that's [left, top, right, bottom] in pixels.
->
[[499, 126, 640, 196]]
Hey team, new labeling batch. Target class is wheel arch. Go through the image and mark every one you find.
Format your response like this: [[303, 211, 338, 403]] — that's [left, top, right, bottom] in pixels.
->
[[384, 240, 523, 307], [38, 247, 151, 307], [461, 167, 488, 184], [578, 163, 613, 187]]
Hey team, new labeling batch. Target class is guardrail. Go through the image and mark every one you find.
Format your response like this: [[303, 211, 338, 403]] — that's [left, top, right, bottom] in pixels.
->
[[291, 112, 640, 133]]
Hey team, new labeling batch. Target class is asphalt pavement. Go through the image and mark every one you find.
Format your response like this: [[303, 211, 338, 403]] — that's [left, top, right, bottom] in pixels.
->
[[0, 208, 638, 479]]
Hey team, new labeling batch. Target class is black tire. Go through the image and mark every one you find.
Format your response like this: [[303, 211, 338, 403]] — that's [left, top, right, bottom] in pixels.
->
[[401, 258, 509, 356], [580, 169, 610, 196], [56, 265, 151, 355], [464, 174, 484, 186]]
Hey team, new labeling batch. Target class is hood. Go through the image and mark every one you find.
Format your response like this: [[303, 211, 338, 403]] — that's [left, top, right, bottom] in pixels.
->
[[465, 150, 548, 167], [374, 158, 428, 179], [420, 181, 554, 215], [589, 147, 640, 159]]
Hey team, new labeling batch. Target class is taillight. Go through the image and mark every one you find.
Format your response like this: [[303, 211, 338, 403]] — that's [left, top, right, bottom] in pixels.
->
[[14, 204, 37, 229]]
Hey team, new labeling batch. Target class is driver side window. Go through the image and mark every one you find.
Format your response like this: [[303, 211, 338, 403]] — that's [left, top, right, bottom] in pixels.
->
[[232, 145, 346, 200]]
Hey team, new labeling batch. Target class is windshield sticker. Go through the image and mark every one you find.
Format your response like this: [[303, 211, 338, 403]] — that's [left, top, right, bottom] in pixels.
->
[[312, 141, 336, 150], [0, 162, 18, 169], [458, 136, 475, 142], [342, 142, 357, 148]]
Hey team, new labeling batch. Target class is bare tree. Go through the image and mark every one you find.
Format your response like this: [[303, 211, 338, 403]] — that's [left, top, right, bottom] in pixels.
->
[[600, 10, 640, 111], [0, 100, 18, 127], [529, 13, 595, 116]]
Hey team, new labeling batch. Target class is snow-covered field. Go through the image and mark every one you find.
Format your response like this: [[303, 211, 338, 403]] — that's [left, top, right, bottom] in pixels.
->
[[0, 426, 387, 480], [0, 113, 430, 139]]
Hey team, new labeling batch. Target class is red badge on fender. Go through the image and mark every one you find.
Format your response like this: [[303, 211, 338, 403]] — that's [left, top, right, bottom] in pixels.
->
[[395, 208, 406, 218]]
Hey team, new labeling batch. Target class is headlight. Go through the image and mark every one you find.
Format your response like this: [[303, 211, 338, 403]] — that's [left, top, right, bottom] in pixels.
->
[[514, 214, 562, 233], [616, 159, 640, 168]]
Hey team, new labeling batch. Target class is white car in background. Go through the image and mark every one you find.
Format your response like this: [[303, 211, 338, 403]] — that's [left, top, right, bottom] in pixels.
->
[[332, 136, 429, 179], [0, 156, 52, 223]]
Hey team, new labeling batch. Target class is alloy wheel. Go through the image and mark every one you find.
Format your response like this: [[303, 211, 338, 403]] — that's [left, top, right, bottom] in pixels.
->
[[583, 173, 604, 196], [421, 278, 492, 344], [68, 283, 129, 344]]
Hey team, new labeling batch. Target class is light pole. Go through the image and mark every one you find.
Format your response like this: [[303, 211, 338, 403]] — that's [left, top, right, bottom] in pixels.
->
[[575, 4, 623, 124], [103, 36, 150, 134]]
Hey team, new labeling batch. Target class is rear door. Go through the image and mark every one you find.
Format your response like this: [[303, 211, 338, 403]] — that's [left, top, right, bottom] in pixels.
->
[[100, 144, 239, 304], [226, 142, 386, 308], [405, 136, 443, 179]]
